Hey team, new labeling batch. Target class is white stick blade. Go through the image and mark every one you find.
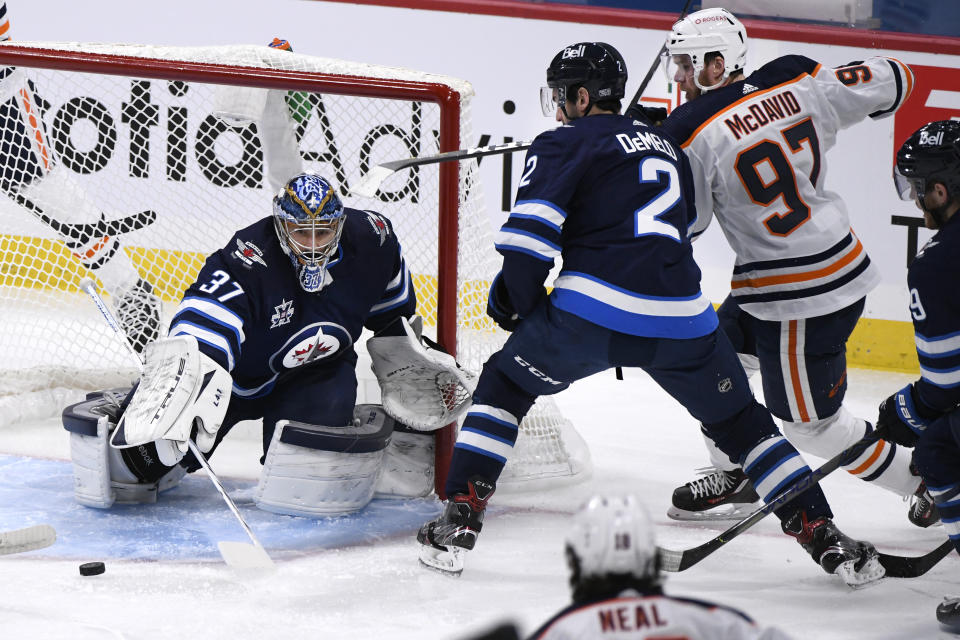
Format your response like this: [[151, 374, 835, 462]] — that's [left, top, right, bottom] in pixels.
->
[[0, 525, 57, 555], [351, 165, 397, 199], [217, 541, 275, 571]]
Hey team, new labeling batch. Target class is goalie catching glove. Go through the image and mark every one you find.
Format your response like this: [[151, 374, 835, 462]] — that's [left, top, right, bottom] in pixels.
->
[[112, 335, 232, 464], [367, 316, 477, 431]]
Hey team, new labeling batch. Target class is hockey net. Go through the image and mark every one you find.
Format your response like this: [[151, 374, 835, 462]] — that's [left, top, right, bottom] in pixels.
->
[[0, 42, 589, 492]]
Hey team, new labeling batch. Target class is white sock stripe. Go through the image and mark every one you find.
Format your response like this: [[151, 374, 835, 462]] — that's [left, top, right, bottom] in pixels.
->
[[457, 429, 515, 460], [742, 436, 782, 470], [468, 404, 519, 427], [753, 454, 808, 500]]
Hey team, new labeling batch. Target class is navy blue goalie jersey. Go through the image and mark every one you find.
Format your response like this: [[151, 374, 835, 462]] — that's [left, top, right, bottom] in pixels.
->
[[168, 208, 416, 399], [497, 113, 716, 338]]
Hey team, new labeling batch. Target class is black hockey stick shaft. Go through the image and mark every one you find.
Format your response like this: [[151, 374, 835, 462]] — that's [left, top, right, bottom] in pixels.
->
[[625, 0, 695, 111], [658, 425, 887, 572]]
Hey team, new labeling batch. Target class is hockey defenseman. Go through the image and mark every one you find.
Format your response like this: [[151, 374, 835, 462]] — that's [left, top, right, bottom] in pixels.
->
[[651, 8, 929, 526], [63, 172, 474, 517], [878, 121, 960, 633], [416, 41, 883, 587], [528, 495, 793, 640], [0, 1, 160, 352]]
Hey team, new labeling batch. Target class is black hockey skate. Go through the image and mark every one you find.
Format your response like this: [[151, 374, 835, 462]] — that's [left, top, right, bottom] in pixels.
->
[[114, 277, 161, 353], [782, 510, 885, 587], [667, 467, 760, 521], [417, 476, 495, 576], [937, 596, 960, 633], [908, 481, 940, 528]]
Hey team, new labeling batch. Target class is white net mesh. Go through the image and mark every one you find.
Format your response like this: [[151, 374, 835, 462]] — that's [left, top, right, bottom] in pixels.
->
[[0, 41, 589, 487]]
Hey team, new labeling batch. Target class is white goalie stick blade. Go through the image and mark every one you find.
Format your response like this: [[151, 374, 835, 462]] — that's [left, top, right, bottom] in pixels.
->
[[217, 541, 276, 572], [351, 165, 399, 198], [418, 543, 465, 577], [834, 553, 886, 589], [0, 525, 56, 555]]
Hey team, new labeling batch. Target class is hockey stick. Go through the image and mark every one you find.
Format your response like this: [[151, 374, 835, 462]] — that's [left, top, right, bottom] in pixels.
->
[[13, 192, 156, 249], [0, 524, 56, 556], [351, 140, 531, 198], [658, 426, 887, 572], [624, 0, 695, 111], [79, 278, 274, 571], [879, 539, 954, 578]]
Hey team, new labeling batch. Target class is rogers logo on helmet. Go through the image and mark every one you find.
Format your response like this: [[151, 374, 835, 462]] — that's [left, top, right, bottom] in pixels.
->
[[695, 15, 727, 24]]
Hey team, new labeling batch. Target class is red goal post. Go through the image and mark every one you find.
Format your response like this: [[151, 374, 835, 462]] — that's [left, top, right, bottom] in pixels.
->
[[0, 42, 589, 494]]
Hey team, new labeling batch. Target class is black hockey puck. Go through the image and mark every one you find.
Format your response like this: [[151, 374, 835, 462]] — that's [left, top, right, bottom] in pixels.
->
[[79, 561, 105, 576]]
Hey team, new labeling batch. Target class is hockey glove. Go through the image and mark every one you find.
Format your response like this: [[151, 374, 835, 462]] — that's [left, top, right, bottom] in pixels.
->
[[625, 104, 668, 127], [487, 272, 521, 332], [877, 383, 938, 447]]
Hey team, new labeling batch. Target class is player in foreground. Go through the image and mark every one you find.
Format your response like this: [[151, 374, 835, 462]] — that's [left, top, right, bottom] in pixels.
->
[[528, 495, 793, 639], [653, 8, 929, 527], [876, 120, 960, 632], [416, 41, 882, 587], [0, 1, 160, 352], [63, 172, 474, 517]]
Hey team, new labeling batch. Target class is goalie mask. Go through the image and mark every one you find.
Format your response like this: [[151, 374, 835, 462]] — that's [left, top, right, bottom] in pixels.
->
[[565, 495, 659, 596], [895, 120, 960, 228], [542, 42, 627, 119], [273, 173, 346, 292], [663, 8, 748, 93]]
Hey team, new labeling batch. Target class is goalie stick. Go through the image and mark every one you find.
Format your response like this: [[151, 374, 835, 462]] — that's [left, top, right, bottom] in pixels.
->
[[659, 426, 888, 573], [79, 278, 274, 571], [352, 2, 693, 200], [0, 524, 56, 556]]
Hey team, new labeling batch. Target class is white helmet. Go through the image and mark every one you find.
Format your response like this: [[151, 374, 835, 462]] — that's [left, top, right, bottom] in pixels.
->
[[565, 495, 658, 584], [664, 7, 748, 92]]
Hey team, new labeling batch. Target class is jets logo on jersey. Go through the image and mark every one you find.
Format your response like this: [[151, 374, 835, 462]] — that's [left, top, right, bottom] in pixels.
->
[[232, 239, 267, 268], [366, 212, 391, 246], [270, 299, 294, 328], [269, 322, 353, 372]]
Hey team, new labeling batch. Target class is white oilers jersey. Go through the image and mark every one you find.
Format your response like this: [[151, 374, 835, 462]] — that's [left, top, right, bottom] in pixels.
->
[[662, 55, 914, 320], [529, 592, 793, 640]]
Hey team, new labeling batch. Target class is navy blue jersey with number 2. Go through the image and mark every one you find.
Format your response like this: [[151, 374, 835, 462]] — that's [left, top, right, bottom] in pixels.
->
[[495, 113, 716, 338]]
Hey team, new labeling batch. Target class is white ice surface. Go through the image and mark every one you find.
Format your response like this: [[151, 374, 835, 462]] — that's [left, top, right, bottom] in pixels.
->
[[0, 366, 956, 640]]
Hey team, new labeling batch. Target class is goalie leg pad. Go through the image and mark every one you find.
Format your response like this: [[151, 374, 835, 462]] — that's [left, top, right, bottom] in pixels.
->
[[64, 392, 186, 508], [255, 404, 395, 517], [373, 424, 435, 499]]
